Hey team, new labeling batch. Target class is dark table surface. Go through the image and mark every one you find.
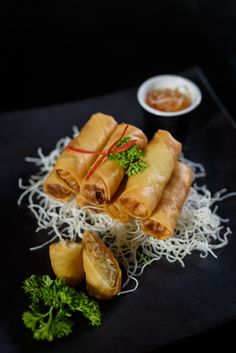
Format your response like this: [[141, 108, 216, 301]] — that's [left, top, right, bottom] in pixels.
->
[[0, 66, 236, 353]]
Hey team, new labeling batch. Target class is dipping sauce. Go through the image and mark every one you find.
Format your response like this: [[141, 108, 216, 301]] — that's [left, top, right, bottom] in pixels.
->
[[145, 88, 192, 112]]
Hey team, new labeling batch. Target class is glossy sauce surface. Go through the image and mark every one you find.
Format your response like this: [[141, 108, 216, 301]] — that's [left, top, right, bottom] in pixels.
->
[[146, 88, 192, 112]]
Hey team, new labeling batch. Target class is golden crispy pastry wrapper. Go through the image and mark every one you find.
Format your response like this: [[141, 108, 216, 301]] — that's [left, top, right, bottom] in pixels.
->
[[119, 130, 182, 219], [76, 193, 106, 213], [49, 240, 84, 287], [81, 123, 148, 205], [106, 177, 131, 224], [142, 162, 192, 239], [76, 193, 94, 208], [43, 169, 73, 201], [82, 231, 122, 300], [43, 113, 117, 200]]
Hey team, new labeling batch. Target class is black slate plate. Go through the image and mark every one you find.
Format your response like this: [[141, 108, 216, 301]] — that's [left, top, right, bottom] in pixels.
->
[[0, 67, 236, 353]]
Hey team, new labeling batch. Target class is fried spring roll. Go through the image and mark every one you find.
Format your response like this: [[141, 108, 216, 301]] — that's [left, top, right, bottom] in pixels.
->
[[80, 123, 148, 205], [82, 231, 122, 300], [106, 177, 131, 224], [119, 130, 182, 219], [49, 240, 84, 287], [142, 162, 192, 239], [43, 113, 117, 200]]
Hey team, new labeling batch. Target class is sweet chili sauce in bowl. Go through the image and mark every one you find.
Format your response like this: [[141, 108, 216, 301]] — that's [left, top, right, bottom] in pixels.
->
[[137, 74, 202, 140], [145, 87, 192, 113], [137, 74, 201, 116]]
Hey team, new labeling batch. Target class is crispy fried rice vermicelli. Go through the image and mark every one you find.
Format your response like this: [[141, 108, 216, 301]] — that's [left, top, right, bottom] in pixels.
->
[[18, 127, 236, 294]]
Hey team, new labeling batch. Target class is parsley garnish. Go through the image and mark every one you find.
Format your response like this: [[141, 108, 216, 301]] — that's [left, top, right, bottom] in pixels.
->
[[22, 275, 101, 341], [108, 136, 146, 176]]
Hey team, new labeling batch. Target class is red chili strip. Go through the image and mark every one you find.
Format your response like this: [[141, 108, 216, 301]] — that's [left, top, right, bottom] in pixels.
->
[[111, 139, 138, 153], [106, 124, 129, 153], [65, 146, 106, 155], [83, 153, 108, 180], [65, 124, 133, 181], [84, 124, 130, 180], [84, 138, 137, 180]]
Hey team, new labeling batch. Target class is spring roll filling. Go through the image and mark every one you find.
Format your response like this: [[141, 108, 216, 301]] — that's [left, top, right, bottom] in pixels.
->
[[85, 234, 117, 286], [46, 184, 71, 198], [84, 185, 106, 204]]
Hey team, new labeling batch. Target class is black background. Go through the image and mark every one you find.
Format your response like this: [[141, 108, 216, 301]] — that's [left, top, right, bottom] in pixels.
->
[[1, 1, 236, 352], [1, 0, 236, 119]]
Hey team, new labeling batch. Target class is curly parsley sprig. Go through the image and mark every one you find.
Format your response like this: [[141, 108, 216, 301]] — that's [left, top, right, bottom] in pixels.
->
[[108, 136, 146, 176], [22, 275, 101, 342]]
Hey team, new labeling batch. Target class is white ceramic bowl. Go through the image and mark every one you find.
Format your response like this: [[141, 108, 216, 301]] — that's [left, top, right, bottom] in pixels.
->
[[137, 74, 202, 117]]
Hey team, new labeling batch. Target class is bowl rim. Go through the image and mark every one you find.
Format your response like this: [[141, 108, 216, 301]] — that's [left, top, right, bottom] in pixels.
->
[[137, 74, 202, 117]]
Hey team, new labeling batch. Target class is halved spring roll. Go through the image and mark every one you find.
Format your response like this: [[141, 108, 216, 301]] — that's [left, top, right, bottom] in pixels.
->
[[119, 130, 182, 219], [142, 162, 192, 239], [80, 123, 148, 205], [106, 177, 131, 224], [49, 240, 84, 287], [43, 113, 117, 200], [82, 231, 122, 300]]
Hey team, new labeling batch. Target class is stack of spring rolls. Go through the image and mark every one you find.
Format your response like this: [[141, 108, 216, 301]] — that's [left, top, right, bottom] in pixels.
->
[[44, 113, 192, 240]]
